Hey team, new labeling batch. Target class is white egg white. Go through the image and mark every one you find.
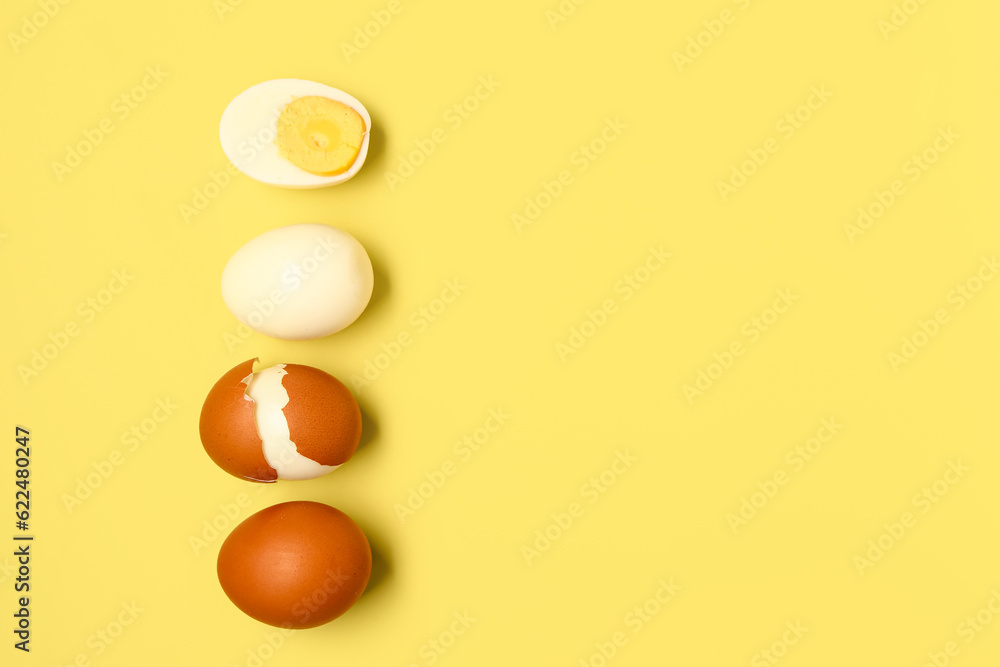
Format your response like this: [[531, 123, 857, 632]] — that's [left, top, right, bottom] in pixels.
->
[[221, 223, 374, 340], [219, 79, 371, 189], [245, 364, 338, 481]]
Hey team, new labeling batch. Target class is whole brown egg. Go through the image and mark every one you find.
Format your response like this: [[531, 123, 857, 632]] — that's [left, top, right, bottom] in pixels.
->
[[217, 501, 372, 628]]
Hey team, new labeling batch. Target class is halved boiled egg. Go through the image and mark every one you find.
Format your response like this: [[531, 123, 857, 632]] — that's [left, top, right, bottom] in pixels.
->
[[220, 79, 372, 189], [199, 358, 362, 482]]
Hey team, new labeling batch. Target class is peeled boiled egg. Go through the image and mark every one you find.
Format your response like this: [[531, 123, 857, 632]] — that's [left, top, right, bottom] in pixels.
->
[[217, 501, 371, 628], [221, 223, 374, 340], [199, 358, 362, 482], [220, 79, 371, 188]]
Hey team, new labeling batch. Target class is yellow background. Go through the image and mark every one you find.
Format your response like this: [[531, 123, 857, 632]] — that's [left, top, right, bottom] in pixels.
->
[[2, 0, 999, 664]]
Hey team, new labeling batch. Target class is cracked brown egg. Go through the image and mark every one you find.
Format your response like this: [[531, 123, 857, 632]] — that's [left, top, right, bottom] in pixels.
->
[[217, 501, 372, 628], [199, 358, 361, 482]]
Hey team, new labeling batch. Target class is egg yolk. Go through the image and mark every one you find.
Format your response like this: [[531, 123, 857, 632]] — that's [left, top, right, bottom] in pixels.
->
[[276, 97, 365, 176]]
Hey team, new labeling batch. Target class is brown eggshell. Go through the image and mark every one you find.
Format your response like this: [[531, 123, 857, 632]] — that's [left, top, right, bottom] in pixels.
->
[[199, 358, 278, 483], [282, 364, 362, 466], [217, 501, 372, 629]]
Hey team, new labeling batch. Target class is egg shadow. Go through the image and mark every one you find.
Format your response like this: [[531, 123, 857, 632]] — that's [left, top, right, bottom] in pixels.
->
[[364, 537, 390, 600], [353, 106, 386, 179], [363, 248, 391, 321], [364, 115, 386, 172], [354, 398, 378, 457]]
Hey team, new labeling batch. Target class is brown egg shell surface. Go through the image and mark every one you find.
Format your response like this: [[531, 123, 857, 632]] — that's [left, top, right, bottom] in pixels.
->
[[281, 363, 362, 467], [216, 501, 372, 629], [199, 358, 278, 483]]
